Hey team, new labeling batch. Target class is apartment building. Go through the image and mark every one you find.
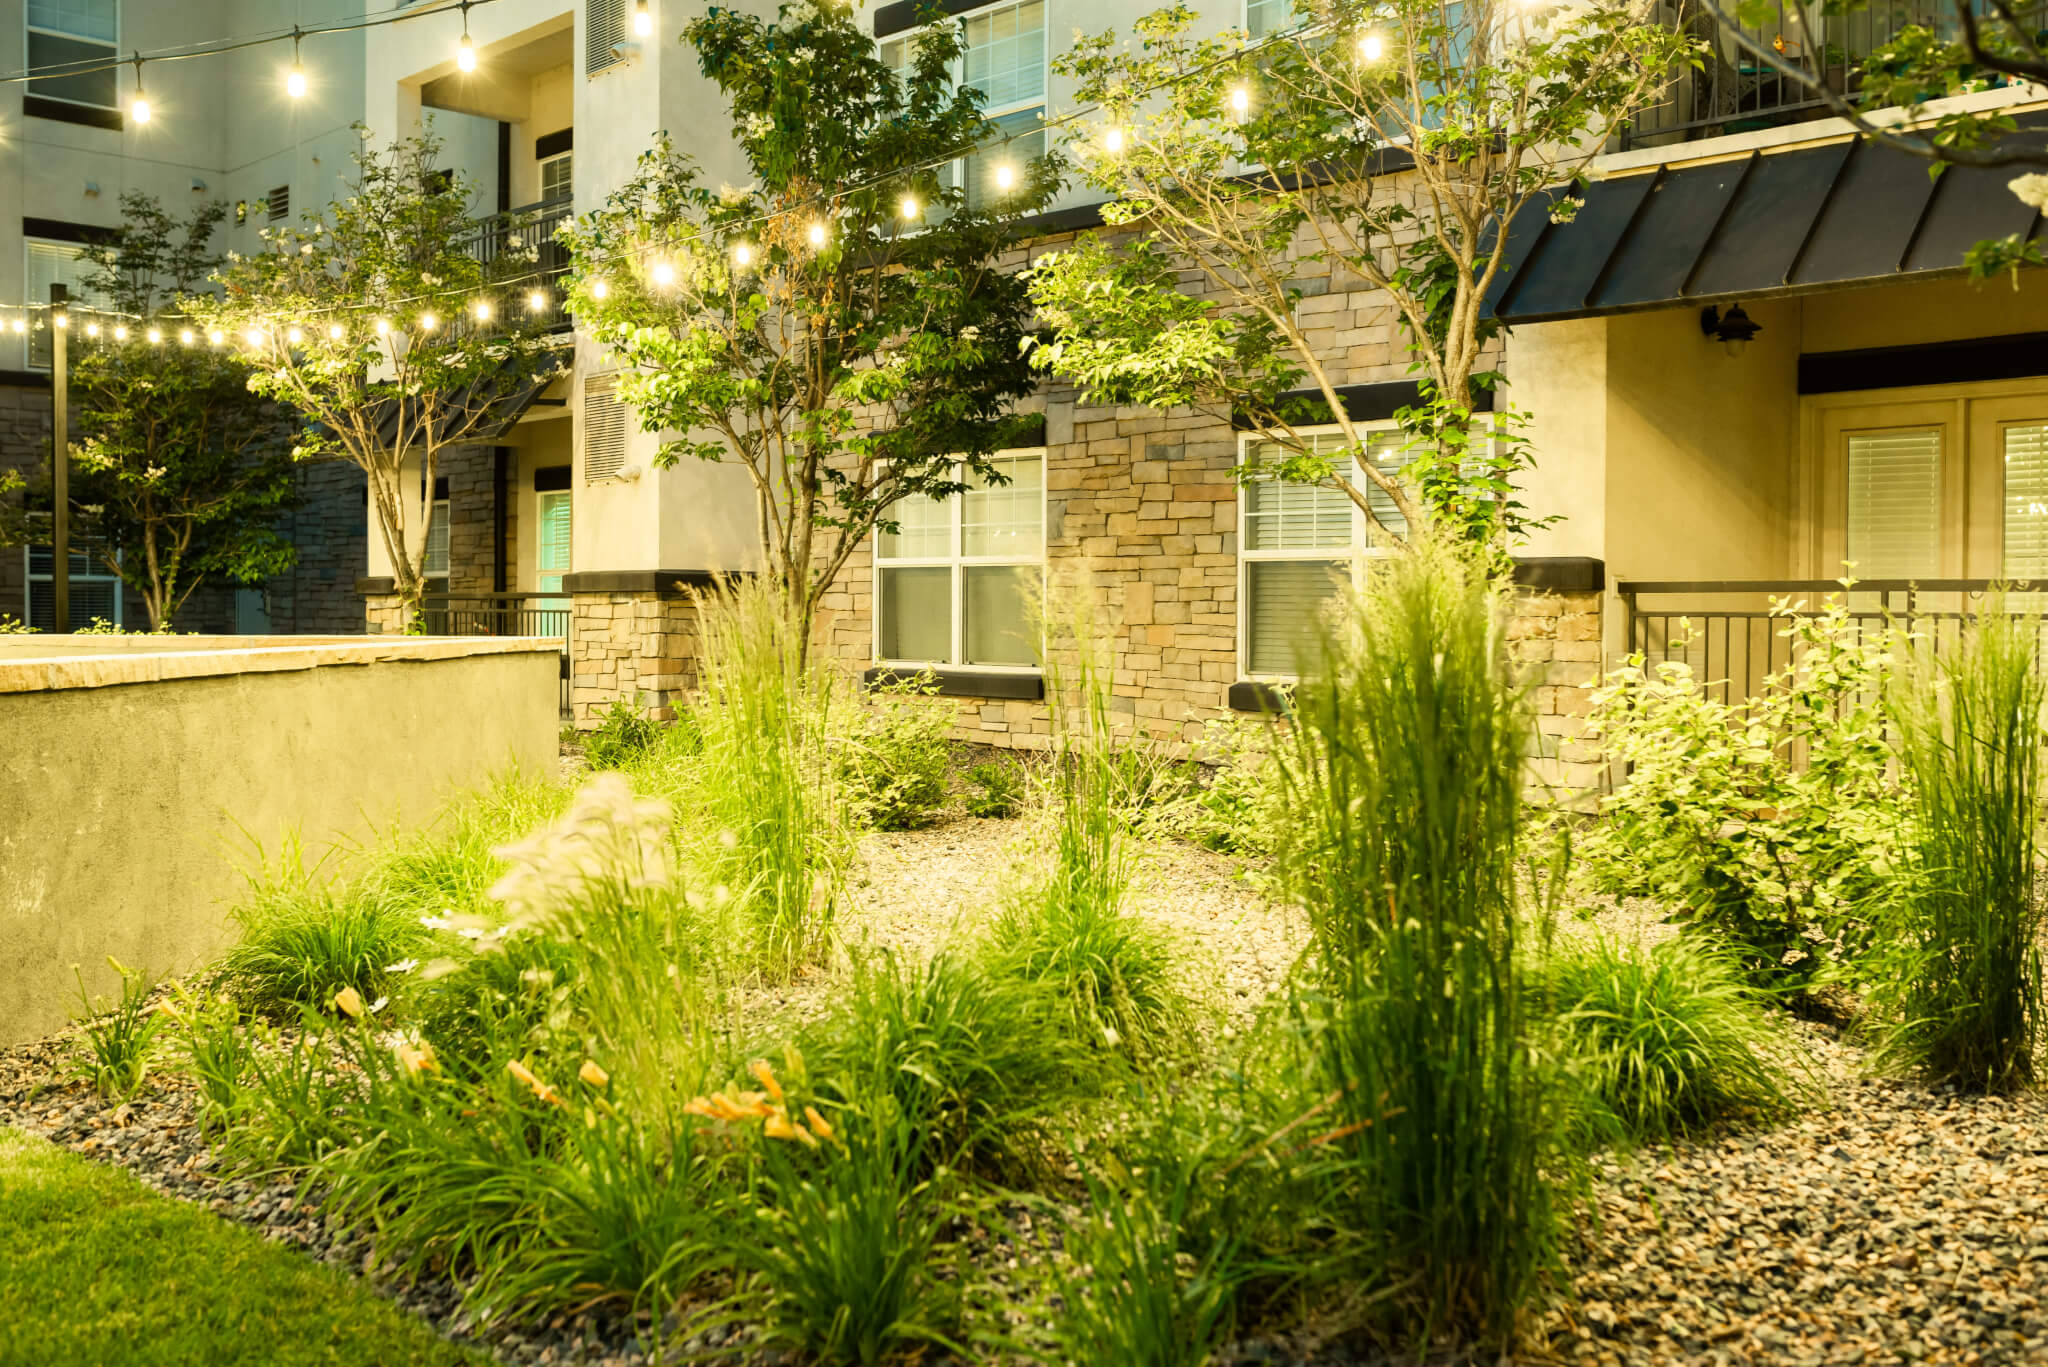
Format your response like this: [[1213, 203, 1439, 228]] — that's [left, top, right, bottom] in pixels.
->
[[354, 0, 2046, 789], [1, 0, 373, 632]]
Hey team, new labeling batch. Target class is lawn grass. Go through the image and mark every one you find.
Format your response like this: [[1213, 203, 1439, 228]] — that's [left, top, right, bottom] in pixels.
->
[[0, 1126, 486, 1367]]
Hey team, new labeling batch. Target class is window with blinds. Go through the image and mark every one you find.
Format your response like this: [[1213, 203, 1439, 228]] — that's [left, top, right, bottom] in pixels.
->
[[537, 491, 572, 594], [585, 0, 627, 74], [1240, 428, 1407, 678], [582, 375, 630, 481], [27, 0, 118, 111], [25, 240, 102, 370], [2003, 423, 2048, 579], [1845, 427, 1942, 579], [25, 517, 122, 630], [423, 498, 451, 581]]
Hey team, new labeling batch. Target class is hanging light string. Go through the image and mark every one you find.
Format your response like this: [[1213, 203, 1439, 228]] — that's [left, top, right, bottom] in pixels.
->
[[1, 12, 1379, 347]]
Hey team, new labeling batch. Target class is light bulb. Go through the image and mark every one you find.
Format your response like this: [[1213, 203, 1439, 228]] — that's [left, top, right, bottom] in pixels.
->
[[85, 322, 100, 338], [374, 317, 390, 335], [732, 243, 752, 267], [652, 261, 675, 287], [52, 313, 68, 331], [994, 163, 1016, 191], [419, 311, 438, 331], [114, 325, 129, 341], [456, 35, 476, 72], [1230, 85, 1249, 114], [179, 328, 195, 345], [633, 1, 653, 37], [528, 289, 548, 311], [900, 192, 920, 220], [208, 329, 223, 345], [286, 65, 307, 98], [590, 279, 610, 300], [131, 95, 152, 123], [247, 328, 265, 346], [1357, 32, 1384, 61], [286, 326, 303, 344], [473, 300, 492, 321], [8, 318, 23, 334], [328, 323, 344, 340], [147, 328, 163, 344], [1104, 126, 1124, 153], [808, 221, 827, 247]]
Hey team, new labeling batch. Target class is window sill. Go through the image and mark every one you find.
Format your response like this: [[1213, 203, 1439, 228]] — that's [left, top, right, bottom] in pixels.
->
[[864, 665, 1044, 701], [1228, 679, 1295, 713]]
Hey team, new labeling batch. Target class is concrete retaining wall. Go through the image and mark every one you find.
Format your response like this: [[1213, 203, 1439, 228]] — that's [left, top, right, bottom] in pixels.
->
[[0, 635, 561, 1043]]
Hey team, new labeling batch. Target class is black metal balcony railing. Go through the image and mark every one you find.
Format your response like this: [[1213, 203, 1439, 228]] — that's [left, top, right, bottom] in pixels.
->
[[1617, 578, 2038, 704], [458, 194, 574, 283], [1622, 0, 2046, 149], [418, 593, 572, 718]]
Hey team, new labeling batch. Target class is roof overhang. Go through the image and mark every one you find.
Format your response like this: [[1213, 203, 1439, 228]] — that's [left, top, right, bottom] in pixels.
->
[[1484, 116, 2047, 326]]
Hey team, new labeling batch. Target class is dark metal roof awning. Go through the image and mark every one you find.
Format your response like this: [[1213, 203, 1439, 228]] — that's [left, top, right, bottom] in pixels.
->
[[371, 357, 567, 451], [1485, 117, 2047, 326]]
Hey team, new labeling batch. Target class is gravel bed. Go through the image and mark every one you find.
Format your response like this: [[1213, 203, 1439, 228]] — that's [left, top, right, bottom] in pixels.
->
[[15, 810, 2048, 1366]]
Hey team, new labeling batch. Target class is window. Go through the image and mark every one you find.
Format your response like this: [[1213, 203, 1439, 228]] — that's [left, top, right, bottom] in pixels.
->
[[2003, 423, 2048, 579], [1239, 427, 1407, 678], [882, 0, 1046, 213], [24, 517, 121, 630], [1245, 0, 1292, 37], [540, 151, 572, 203], [585, 0, 627, 74], [423, 498, 451, 582], [1845, 426, 1942, 580], [583, 374, 630, 481], [537, 490, 572, 594], [875, 451, 1044, 668], [27, 0, 118, 112], [25, 240, 103, 370]]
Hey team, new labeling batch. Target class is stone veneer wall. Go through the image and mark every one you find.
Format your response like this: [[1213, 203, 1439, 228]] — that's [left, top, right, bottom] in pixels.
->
[[1510, 589, 1605, 796], [568, 590, 704, 723]]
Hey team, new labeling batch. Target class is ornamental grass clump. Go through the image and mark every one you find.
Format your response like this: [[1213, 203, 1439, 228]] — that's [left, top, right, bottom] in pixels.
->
[[69, 958, 163, 1101], [989, 574, 1189, 1061], [685, 578, 854, 979], [1275, 535, 1568, 1351], [1541, 934, 1799, 1143], [218, 836, 424, 1014], [1876, 600, 2048, 1093]]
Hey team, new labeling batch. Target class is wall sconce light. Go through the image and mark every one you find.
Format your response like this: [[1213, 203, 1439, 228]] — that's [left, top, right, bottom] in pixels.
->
[[83, 181, 101, 198], [1700, 303, 1761, 357]]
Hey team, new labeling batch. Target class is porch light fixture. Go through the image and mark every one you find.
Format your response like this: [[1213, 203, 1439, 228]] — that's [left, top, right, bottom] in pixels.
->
[[634, 0, 654, 37], [1700, 304, 1761, 357]]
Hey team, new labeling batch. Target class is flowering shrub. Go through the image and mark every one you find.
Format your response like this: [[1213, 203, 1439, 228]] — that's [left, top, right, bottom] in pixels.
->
[[1580, 590, 1906, 993]]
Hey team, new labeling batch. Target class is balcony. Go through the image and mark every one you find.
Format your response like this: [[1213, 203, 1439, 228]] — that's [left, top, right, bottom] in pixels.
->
[[1622, 0, 2045, 150], [458, 193, 574, 282]]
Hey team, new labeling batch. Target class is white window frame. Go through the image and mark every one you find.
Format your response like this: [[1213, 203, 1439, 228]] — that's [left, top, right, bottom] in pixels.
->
[[25, 0, 120, 113], [880, 0, 1047, 212], [24, 525, 123, 631], [871, 448, 1047, 672], [536, 489, 572, 595], [23, 239, 103, 372], [1236, 422, 1405, 682], [423, 496, 452, 586], [539, 151, 573, 204]]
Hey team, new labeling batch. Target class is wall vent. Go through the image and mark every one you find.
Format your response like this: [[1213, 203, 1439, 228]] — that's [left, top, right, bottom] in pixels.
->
[[583, 374, 630, 482], [265, 185, 290, 222], [585, 0, 627, 75]]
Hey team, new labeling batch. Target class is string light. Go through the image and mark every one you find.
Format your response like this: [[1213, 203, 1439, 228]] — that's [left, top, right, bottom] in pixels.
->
[[208, 329, 224, 345], [1357, 32, 1384, 61], [8, 318, 23, 334], [590, 279, 609, 300], [130, 55, 151, 124], [246, 327, 265, 346], [808, 221, 827, 247], [994, 163, 1016, 192], [472, 299, 492, 321], [1229, 84, 1249, 114], [634, 0, 654, 37], [1104, 126, 1125, 153], [899, 192, 920, 220], [527, 288, 548, 311], [456, 2, 476, 72], [732, 243, 753, 267], [85, 322, 100, 338], [286, 30, 307, 97], [52, 312, 67, 331], [179, 328, 195, 345], [147, 327, 163, 344], [327, 323, 344, 340], [114, 325, 128, 341], [374, 317, 390, 335], [286, 326, 303, 344], [419, 311, 438, 331], [651, 261, 675, 287]]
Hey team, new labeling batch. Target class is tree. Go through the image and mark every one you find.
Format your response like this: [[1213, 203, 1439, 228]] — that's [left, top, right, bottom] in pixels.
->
[[1690, 0, 2048, 282], [191, 130, 564, 621], [0, 193, 302, 630], [1023, 0, 1692, 567], [560, 0, 1055, 640]]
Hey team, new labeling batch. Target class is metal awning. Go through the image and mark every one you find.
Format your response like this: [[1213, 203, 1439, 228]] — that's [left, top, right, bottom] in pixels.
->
[[370, 356, 567, 451], [1485, 119, 2047, 325]]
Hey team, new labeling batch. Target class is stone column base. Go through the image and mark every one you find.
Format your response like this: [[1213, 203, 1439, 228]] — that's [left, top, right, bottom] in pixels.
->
[[570, 590, 703, 727], [363, 593, 409, 636], [1509, 587, 1605, 798]]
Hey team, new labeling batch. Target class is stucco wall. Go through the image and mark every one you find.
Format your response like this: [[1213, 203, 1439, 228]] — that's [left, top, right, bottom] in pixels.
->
[[0, 636, 559, 1044]]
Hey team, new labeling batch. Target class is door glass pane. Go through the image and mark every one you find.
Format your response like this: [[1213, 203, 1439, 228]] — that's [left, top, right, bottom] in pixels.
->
[[880, 566, 952, 662], [963, 453, 1042, 556], [964, 565, 1035, 666], [1846, 427, 1942, 579], [878, 489, 951, 560], [1246, 558, 1345, 676], [2003, 423, 2048, 580]]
